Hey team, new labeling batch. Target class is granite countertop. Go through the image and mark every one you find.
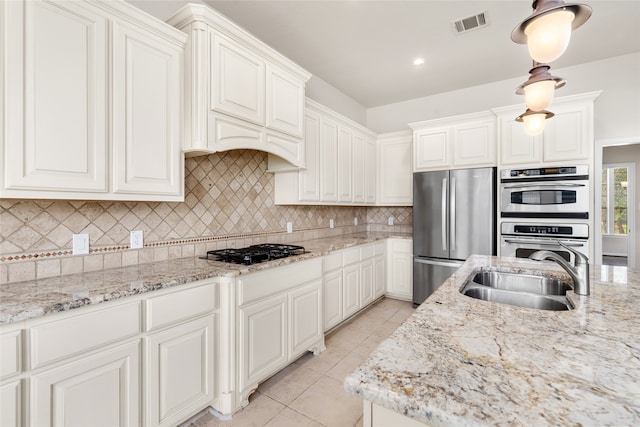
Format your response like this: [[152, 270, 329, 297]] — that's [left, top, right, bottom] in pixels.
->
[[0, 231, 411, 324], [344, 255, 640, 426]]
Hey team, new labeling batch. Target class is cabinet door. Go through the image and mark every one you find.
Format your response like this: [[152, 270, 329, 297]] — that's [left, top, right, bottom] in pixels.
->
[[338, 126, 353, 202], [0, 380, 21, 427], [452, 120, 496, 167], [112, 22, 183, 198], [499, 116, 542, 165], [319, 116, 339, 201], [364, 138, 377, 204], [289, 280, 322, 358], [378, 137, 413, 205], [266, 64, 304, 137], [3, 0, 108, 193], [352, 133, 366, 203], [413, 127, 450, 171], [239, 294, 287, 392], [146, 316, 215, 427], [299, 110, 321, 201], [343, 264, 360, 318], [543, 105, 589, 162], [211, 34, 265, 125], [31, 340, 140, 427], [374, 255, 386, 298], [360, 258, 374, 307], [387, 239, 413, 300], [323, 269, 343, 331]]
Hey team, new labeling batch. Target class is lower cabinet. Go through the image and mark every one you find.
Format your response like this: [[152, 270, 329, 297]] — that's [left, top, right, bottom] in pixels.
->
[[146, 315, 216, 427], [31, 340, 141, 426], [360, 258, 375, 308], [386, 239, 413, 301], [0, 380, 21, 427], [343, 263, 361, 319], [323, 269, 343, 331], [236, 258, 324, 407]]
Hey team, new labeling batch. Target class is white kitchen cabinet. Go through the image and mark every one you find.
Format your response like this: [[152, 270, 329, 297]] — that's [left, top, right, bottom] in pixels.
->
[[1, 0, 187, 201], [360, 258, 375, 308], [289, 280, 323, 358], [168, 5, 310, 168], [0, 380, 21, 427], [272, 98, 379, 206], [493, 91, 600, 167], [323, 268, 344, 332], [211, 34, 265, 125], [373, 242, 386, 299], [320, 115, 340, 202], [343, 259, 361, 319], [31, 340, 141, 427], [112, 20, 183, 198], [236, 258, 324, 407], [377, 131, 413, 205], [410, 111, 496, 172], [386, 239, 413, 301]]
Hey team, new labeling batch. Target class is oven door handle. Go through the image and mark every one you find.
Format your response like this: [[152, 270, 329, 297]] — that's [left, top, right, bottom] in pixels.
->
[[502, 183, 586, 189], [502, 238, 586, 247]]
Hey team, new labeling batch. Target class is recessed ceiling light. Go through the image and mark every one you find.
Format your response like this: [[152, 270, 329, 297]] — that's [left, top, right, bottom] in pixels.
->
[[413, 58, 425, 66]]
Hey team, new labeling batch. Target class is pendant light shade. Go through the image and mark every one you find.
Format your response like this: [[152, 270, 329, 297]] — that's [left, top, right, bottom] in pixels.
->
[[511, 0, 592, 63], [515, 64, 566, 111], [516, 109, 555, 136]]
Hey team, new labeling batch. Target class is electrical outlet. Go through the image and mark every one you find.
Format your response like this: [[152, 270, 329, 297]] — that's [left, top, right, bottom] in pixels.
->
[[286, 222, 293, 233], [329, 219, 335, 229], [130, 230, 144, 249], [72, 234, 89, 255], [354, 217, 358, 226], [388, 216, 394, 226]]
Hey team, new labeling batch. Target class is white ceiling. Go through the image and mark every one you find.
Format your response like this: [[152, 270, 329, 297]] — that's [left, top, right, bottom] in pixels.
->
[[130, 0, 640, 108]]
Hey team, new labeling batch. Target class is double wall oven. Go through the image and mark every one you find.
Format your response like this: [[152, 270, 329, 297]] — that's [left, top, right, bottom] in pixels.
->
[[499, 165, 590, 263]]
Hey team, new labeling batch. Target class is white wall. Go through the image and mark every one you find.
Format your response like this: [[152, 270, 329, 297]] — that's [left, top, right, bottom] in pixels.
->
[[306, 75, 367, 126], [366, 53, 640, 142]]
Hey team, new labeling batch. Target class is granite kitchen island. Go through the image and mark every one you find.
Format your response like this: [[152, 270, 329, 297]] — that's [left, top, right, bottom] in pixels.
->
[[344, 255, 640, 426]]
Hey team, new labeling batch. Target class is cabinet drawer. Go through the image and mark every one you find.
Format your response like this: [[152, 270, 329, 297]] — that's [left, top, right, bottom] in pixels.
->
[[360, 244, 375, 260], [323, 251, 343, 272], [0, 330, 22, 379], [30, 301, 141, 369], [238, 257, 322, 306], [391, 239, 412, 254], [146, 282, 217, 332], [343, 247, 361, 265]]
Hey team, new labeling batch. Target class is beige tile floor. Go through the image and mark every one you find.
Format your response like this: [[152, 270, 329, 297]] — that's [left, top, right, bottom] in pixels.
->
[[184, 297, 414, 427]]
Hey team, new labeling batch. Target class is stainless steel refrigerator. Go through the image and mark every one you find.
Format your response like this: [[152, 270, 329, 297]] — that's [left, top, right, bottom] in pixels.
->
[[413, 167, 496, 306]]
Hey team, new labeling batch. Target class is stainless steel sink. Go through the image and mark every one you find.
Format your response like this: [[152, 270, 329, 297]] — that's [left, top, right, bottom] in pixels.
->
[[460, 270, 573, 311], [470, 271, 572, 296]]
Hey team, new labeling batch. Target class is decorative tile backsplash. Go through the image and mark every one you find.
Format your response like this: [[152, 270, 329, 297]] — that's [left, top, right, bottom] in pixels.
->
[[0, 150, 412, 284]]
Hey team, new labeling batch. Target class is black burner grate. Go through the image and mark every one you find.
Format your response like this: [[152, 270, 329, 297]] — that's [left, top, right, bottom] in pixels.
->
[[203, 244, 305, 265]]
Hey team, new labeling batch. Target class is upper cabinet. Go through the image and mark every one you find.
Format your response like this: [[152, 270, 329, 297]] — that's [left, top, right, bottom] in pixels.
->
[[167, 5, 311, 168], [1, 0, 187, 201], [273, 99, 379, 206], [377, 131, 413, 206], [494, 91, 600, 167], [410, 111, 496, 172]]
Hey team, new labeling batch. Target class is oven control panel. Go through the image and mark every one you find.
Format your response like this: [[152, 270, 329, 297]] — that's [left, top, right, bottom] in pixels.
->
[[501, 222, 589, 239], [501, 165, 588, 180]]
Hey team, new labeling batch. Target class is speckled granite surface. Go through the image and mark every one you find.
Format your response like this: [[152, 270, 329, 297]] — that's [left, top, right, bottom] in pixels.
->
[[344, 255, 640, 426], [0, 232, 411, 324]]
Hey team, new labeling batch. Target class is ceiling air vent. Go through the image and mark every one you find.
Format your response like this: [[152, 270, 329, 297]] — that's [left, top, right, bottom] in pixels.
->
[[451, 11, 489, 35]]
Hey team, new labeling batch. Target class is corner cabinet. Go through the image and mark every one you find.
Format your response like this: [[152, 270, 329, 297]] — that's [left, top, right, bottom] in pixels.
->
[[273, 99, 378, 206], [167, 4, 310, 168], [410, 111, 496, 172], [494, 91, 600, 166], [1, 0, 187, 201]]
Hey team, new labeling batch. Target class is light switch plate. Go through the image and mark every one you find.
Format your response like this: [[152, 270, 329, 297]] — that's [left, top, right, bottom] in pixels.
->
[[130, 230, 144, 249], [286, 222, 293, 233], [329, 219, 335, 229], [72, 234, 89, 255], [388, 216, 394, 226], [354, 217, 358, 226]]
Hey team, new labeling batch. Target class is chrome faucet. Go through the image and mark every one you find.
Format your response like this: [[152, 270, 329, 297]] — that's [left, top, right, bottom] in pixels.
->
[[529, 241, 590, 295]]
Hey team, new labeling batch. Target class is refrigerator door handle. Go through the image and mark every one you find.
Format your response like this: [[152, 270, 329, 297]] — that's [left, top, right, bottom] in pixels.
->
[[415, 258, 464, 268], [451, 177, 456, 251], [441, 178, 447, 251]]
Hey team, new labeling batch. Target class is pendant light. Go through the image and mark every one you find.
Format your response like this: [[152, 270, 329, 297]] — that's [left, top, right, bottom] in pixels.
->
[[511, 0, 592, 64], [516, 109, 554, 136], [516, 64, 566, 112]]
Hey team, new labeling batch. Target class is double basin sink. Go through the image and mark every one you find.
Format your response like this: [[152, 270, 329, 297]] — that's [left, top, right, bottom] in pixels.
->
[[460, 270, 574, 311]]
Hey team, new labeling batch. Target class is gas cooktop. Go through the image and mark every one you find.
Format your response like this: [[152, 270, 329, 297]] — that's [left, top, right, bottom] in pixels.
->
[[202, 244, 306, 265]]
